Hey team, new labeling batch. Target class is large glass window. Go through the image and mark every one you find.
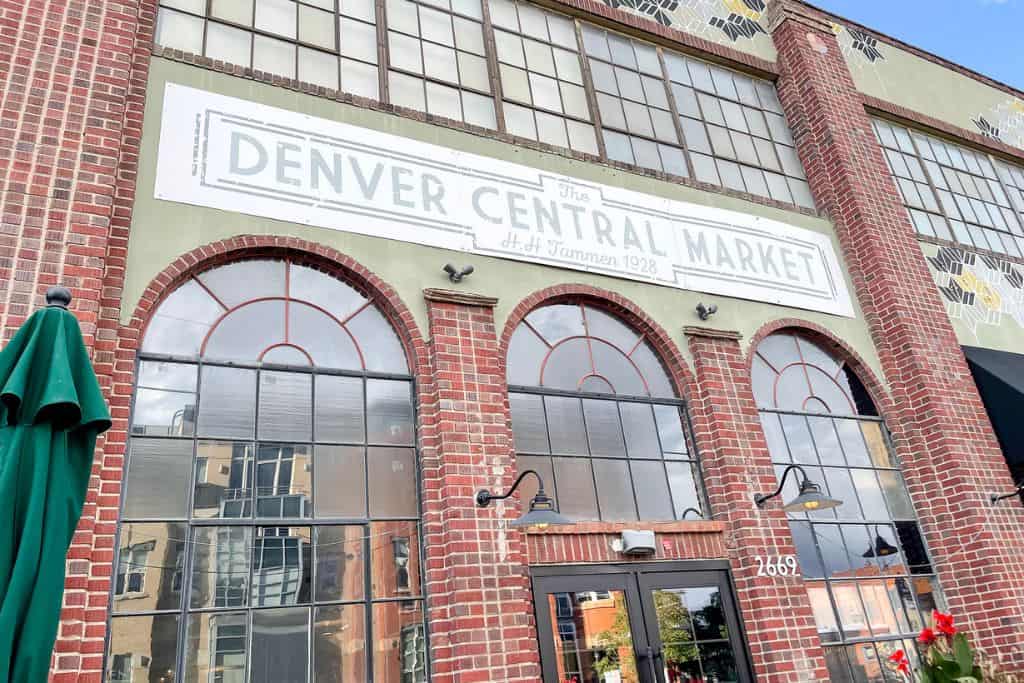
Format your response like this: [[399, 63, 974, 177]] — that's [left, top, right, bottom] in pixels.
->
[[666, 49, 812, 207], [506, 303, 704, 521], [753, 331, 944, 679], [874, 117, 1024, 258], [581, 24, 687, 176], [156, 0, 382, 97], [385, 0, 496, 127], [490, 0, 598, 154], [153, 0, 810, 209], [107, 259, 425, 682]]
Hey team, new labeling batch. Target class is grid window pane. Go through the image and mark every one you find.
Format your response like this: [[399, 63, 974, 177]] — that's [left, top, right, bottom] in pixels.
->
[[876, 117, 1024, 255], [155, 8, 204, 54], [387, 0, 494, 127], [115, 259, 423, 682], [124, 439, 194, 519], [493, 0, 595, 154], [581, 24, 685, 173], [206, 22, 253, 65], [158, 0, 376, 98], [663, 50, 810, 206], [755, 331, 941, 658], [508, 306, 703, 522]]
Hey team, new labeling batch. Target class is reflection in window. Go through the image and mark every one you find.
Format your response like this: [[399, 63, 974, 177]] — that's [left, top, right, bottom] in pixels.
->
[[649, 587, 741, 680], [110, 258, 425, 681], [507, 303, 704, 521], [752, 331, 943, 677], [874, 117, 1024, 257], [548, 591, 639, 683]]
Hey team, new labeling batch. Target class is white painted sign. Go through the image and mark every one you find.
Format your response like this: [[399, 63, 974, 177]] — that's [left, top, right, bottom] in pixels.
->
[[154, 83, 854, 317]]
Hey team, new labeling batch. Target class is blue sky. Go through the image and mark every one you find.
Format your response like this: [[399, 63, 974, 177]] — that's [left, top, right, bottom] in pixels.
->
[[810, 0, 1022, 92]]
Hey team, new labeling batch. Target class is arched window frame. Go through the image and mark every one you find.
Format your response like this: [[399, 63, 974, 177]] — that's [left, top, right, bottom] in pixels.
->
[[752, 330, 944, 678], [108, 257, 428, 683], [506, 302, 706, 522]]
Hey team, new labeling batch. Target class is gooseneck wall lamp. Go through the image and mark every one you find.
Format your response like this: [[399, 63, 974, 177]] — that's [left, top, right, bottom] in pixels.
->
[[754, 464, 843, 513], [476, 469, 573, 528], [990, 481, 1024, 506]]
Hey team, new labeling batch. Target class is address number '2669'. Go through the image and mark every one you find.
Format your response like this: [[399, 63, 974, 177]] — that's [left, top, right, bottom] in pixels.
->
[[754, 555, 800, 577]]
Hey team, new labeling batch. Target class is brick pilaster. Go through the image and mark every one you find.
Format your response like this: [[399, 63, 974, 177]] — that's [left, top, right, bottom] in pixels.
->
[[419, 288, 541, 682], [768, 0, 1024, 668], [684, 326, 828, 682], [0, 1, 151, 679]]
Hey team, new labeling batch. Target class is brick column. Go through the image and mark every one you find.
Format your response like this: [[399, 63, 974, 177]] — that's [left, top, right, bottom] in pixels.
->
[[418, 288, 541, 682], [0, 1, 149, 679], [768, 0, 1024, 667], [684, 326, 827, 682]]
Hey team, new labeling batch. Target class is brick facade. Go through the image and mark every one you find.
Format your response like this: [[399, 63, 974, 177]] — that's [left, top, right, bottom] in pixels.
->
[[768, 0, 1024, 668], [684, 326, 828, 681], [2, 0, 1024, 680]]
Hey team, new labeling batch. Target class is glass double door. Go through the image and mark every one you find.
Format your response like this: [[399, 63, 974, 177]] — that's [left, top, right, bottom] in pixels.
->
[[533, 562, 752, 683]]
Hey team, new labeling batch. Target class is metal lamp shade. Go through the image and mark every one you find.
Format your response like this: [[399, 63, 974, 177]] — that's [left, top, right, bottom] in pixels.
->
[[781, 480, 842, 513], [510, 491, 573, 528], [863, 534, 899, 558]]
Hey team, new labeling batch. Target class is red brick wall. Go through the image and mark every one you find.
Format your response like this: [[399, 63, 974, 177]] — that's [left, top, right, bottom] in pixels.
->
[[768, 0, 1024, 669], [4, 0, 1024, 679], [0, 0, 155, 678], [419, 288, 541, 683], [684, 326, 828, 682]]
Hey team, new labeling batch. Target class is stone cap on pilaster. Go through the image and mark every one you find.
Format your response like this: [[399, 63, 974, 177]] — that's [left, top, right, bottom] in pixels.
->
[[765, 0, 833, 35], [682, 325, 743, 341], [423, 288, 499, 308]]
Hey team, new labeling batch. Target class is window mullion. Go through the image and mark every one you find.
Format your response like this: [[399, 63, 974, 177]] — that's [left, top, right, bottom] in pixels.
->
[[573, 20, 607, 159], [657, 45, 694, 179], [479, 0, 507, 133]]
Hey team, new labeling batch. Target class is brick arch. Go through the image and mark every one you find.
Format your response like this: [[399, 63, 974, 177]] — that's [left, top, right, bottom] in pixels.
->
[[498, 283, 696, 403], [746, 317, 894, 421], [123, 235, 426, 372]]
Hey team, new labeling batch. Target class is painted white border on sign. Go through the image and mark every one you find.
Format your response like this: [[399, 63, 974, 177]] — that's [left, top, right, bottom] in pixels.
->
[[154, 83, 854, 317]]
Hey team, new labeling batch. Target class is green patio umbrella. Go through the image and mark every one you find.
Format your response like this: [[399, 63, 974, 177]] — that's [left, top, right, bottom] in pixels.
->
[[0, 287, 111, 682]]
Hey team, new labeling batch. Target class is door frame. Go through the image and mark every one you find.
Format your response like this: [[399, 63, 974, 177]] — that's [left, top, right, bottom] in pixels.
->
[[530, 561, 755, 683]]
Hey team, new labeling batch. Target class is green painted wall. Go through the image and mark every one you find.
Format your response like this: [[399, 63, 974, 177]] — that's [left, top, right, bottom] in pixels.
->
[[594, 1, 776, 62], [845, 35, 1024, 152], [921, 241, 1024, 354], [125, 57, 884, 381]]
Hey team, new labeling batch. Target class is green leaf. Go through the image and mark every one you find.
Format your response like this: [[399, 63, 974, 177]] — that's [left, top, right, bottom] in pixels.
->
[[953, 633, 975, 674]]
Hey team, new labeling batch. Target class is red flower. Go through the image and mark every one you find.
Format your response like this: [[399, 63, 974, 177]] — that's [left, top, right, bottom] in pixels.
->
[[918, 627, 937, 646], [888, 649, 910, 675], [933, 610, 956, 637]]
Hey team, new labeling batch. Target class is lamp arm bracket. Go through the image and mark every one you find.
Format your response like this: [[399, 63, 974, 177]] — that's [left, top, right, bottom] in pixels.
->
[[476, 469, 543, 507], [754, 464, 808, 507], [990, 481, 1024, 504]]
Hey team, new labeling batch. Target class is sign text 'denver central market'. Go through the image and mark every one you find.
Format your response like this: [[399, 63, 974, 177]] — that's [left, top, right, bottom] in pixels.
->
[[154, 83, 854, 317]]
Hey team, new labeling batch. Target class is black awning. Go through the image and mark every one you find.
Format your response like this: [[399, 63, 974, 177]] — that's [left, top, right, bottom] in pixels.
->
[[963, 345, 1024, 468]]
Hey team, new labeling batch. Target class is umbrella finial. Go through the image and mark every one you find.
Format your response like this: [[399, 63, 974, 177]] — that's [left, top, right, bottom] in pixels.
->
[[45, 286, 72, 309]]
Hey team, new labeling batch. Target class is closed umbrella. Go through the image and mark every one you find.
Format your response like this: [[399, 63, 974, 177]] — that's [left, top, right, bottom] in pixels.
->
[[0, 286, 111, 682]]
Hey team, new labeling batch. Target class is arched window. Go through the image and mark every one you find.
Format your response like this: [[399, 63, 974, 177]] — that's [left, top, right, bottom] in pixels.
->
[[753, 332, 944, 678], [108, 259, 425, 683], [507, 303, 703, 521]]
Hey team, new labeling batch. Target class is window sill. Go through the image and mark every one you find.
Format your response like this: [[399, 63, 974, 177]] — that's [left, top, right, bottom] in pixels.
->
[[523, 520, 725, 535]]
